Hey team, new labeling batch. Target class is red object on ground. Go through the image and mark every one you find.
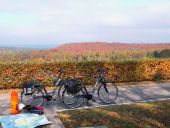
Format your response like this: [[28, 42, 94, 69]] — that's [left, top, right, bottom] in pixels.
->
[[36, 106, 44, 110], [10, 90, 19, 114], [24, 105, 44, 111]]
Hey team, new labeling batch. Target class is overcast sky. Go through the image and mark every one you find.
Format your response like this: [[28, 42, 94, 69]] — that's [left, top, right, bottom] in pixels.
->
[[0, 0, 170, 48]]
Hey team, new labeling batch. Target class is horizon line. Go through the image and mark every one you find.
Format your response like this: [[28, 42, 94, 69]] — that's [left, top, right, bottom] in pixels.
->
[[0, 41, 170, 49]]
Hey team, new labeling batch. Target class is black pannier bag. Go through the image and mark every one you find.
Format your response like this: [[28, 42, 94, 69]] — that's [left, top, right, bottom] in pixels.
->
[[23, 81, 34, 95], [64, 79, 83, 94]]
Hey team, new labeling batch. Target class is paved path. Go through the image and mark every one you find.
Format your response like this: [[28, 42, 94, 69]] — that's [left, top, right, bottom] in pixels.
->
[[54, 81, 170, 111], [0, 81, 170, 128]]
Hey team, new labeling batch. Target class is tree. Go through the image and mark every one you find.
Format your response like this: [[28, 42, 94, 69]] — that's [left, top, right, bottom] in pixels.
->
[[153, 49, 170, 58]]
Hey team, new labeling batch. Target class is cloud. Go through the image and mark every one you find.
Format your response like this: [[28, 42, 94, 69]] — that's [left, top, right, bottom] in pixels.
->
[[0, 0, 170, 48]]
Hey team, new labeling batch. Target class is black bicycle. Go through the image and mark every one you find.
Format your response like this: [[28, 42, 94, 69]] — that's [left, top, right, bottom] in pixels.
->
[[62, 68, 119, 108], [20, 69, 65, 106]]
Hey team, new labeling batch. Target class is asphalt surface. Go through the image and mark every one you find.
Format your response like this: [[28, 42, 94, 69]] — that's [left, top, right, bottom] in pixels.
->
[[0, 81, 170, 128]]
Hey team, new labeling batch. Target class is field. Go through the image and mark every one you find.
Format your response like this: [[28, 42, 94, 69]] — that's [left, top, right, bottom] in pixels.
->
[[58, 100, 170, 128]]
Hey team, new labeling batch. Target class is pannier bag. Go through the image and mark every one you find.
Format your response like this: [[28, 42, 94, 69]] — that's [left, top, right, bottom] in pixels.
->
[[65, 79, 83, 94], [23, 81, 34, 95]]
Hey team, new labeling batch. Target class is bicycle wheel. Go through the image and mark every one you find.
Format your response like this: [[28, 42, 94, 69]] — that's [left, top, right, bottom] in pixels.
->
[[20, 89, 44, 107], [98, 82, 118, 104], [62, 89, 84, 108]]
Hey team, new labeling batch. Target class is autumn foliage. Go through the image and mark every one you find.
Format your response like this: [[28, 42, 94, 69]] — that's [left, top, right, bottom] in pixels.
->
[[1, 42, 170, 62], [0, 60, 170, 89]]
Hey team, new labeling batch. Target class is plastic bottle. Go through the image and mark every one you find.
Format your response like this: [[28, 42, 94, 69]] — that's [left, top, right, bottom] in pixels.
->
[[10, 90, 19, 114]]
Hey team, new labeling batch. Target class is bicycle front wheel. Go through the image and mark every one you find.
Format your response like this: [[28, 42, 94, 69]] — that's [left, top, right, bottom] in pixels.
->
[[20, 89, 44, 107], [98, 82, 118, 104]]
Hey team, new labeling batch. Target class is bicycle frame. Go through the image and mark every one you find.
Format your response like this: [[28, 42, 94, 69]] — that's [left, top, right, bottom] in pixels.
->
[[82, 74, 105, 96], [33, 70, 63, 99], [51, 77, 62, 96]]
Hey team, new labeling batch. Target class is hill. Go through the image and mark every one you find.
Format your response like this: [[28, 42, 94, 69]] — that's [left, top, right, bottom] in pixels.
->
[[0, 42, 170, 62], [50, 42, 170, 53]]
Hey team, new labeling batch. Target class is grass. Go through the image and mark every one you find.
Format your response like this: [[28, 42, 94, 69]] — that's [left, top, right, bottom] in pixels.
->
[[58, 100, 170, 128]]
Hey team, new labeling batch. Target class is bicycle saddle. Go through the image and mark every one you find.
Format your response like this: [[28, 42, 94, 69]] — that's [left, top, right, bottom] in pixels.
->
[[75, 75, 85, 80], [36, 77, 45, 81]]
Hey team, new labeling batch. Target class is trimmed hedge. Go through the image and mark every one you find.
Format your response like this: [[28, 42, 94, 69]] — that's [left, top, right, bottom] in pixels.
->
[[0, 60, 170, 89]]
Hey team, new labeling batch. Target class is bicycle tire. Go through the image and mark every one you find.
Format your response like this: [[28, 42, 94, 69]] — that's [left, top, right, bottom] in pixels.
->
[[98, 81, 118, 104], [62, 88, 84, 108]]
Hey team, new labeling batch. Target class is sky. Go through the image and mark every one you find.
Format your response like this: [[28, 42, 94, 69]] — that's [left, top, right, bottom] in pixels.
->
[[0, 0, 170, 48]]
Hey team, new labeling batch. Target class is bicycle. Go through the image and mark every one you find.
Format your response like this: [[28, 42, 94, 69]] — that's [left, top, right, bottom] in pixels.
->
[[20, 69, 65, 106], [62, 68, 119, 108]]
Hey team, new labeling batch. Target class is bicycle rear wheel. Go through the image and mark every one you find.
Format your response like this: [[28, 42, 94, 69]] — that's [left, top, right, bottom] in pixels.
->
[[62, 89, 84, 108], [98, 82, 118, 104], [20, 89, 44, 107]]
